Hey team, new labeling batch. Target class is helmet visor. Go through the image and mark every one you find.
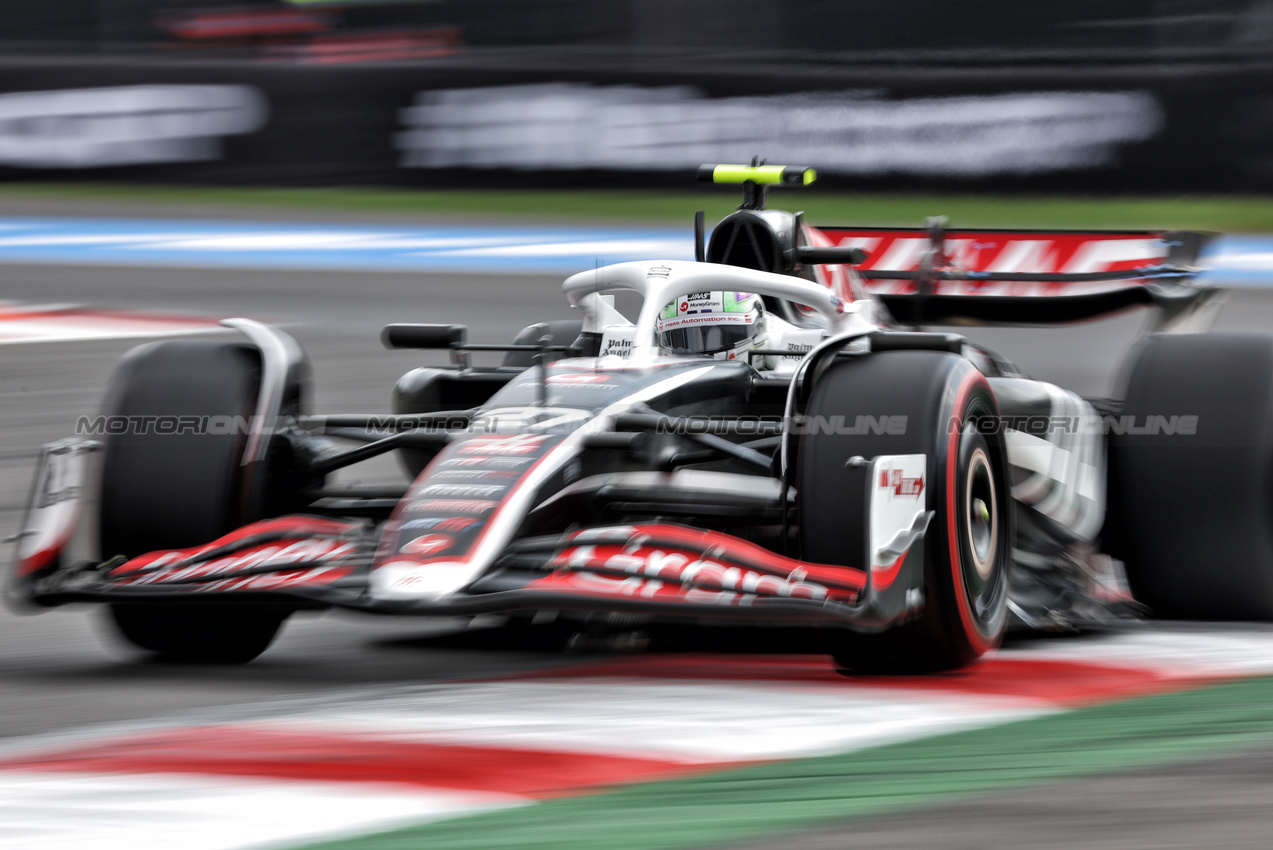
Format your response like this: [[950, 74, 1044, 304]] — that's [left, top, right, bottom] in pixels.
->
[[659, 323, 753, 355]]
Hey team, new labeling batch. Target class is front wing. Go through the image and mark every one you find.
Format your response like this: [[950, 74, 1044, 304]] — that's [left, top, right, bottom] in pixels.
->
[[26, 516, 926, 631], [12, 443, 934, 634]]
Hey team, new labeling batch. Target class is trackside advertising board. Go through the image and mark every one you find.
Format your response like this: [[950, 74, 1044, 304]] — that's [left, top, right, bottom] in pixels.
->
[[0, 58, 1269, 192]]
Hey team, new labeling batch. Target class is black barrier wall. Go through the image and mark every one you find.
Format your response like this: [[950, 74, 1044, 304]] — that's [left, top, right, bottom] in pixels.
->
[[0, 57, 1270, 193], [4, 0, 1271, 62]]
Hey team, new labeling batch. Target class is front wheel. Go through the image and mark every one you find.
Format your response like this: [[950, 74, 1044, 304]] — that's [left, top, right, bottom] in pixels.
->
[[797, 351, 1011, 672], [97, 339, 312, 663], [110, 604, 291, 664]]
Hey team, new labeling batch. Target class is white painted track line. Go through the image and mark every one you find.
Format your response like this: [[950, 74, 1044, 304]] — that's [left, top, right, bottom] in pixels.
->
[[0, 771, 524, 850]]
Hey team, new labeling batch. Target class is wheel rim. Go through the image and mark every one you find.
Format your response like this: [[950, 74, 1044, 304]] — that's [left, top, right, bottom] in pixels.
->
[[964, 446, 997, 585], [957, 422, 1007, 632]]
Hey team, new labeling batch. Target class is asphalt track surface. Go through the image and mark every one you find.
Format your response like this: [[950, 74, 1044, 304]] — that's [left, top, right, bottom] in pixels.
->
[[5, 258, 1273, 846]]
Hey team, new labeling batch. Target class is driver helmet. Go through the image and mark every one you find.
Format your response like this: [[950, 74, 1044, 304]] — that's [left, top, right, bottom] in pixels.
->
[[656, 291, 764, 360]]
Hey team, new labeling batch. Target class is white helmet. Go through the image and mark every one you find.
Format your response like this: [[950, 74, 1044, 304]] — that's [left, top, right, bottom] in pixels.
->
[[656, 291, 764, 360]]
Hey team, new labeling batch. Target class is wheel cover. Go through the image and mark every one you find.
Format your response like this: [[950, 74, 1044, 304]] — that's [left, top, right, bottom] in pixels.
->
[[964, 445, 998, 585]]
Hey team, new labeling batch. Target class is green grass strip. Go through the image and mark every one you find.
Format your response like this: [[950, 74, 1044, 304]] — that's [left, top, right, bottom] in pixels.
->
[[4, 183, 1273, 232], [299, 675, 1273, 850]]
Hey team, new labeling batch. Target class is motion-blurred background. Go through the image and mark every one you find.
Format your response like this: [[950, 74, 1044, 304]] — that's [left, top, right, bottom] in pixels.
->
[[0, 0, 1271, 193]]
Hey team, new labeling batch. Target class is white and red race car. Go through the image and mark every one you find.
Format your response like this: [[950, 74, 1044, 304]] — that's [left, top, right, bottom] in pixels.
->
[[10, 164, 1267, 671]]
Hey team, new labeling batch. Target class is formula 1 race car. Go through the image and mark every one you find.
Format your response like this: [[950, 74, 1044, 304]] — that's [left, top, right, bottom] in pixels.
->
[[10, 164, 1273, 671]]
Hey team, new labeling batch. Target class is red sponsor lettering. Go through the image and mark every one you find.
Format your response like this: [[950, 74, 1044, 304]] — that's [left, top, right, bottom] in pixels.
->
[[553, 544, 832, 601], [880, 468, 925, 498]]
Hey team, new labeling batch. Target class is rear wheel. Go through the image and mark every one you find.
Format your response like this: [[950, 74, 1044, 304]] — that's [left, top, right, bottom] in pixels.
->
[[798, 351, 1011, 672], [98, 340, 310, 663], [1112, 333, 1273, 619]]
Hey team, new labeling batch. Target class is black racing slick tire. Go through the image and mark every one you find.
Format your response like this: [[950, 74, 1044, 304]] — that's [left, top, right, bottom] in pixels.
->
[[1111, 333, 1273, 620], [797, 351, 1012, 672], [97, 340, 309, 663], [100, 341, 260, 560], [109, 604, 293, 665]]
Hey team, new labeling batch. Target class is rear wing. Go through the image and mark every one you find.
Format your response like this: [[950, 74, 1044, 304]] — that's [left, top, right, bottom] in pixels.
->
[[815, 221, 1217, 325]]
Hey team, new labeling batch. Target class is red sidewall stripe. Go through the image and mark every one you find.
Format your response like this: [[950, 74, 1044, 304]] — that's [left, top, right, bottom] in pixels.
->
[[945, 367, 998, 656]]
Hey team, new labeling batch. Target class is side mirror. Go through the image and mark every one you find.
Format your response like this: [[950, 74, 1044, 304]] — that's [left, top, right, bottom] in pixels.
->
[[796, 246, 869, 266], [381, 324, 468, 350]]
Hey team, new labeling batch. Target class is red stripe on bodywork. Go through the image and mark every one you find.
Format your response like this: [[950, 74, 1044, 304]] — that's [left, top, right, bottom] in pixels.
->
[[0, 307, 219, 326], [869, 549, 907, 591], [0, 726, 715, 796], [110, 516, 361, 577], [16, 544, 61, 578]]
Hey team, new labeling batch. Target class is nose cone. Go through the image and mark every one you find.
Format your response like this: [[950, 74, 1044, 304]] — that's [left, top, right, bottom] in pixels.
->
[[371, 560, 477, 601]]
